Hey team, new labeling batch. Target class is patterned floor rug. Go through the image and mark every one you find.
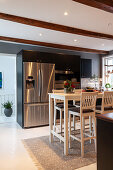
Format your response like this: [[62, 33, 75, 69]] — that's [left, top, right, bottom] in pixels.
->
[[23, 136, 96, 170]]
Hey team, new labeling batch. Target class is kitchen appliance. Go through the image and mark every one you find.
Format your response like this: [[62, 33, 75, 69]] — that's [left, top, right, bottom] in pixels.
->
[[23, 62, 55, 127]]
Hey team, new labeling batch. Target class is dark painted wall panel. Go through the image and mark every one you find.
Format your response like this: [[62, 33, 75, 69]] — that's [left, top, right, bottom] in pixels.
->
[[17, 53, 23, 127]]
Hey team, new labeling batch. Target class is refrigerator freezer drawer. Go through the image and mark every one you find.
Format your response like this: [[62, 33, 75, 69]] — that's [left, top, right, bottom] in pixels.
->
[[24, 103, 49, 127]]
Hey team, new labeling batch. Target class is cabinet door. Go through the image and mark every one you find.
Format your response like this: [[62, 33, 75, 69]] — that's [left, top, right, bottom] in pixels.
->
[[81, 59, 92, 78]]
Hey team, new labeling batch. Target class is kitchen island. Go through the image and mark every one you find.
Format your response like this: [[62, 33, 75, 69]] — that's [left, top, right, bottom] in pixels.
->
[[96, 113, 113, 170]]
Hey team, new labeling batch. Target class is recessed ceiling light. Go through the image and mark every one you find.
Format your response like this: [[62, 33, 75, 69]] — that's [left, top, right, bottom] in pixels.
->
[[74, 39, 77, 42], [64, 12, 68, 16], [39, 33, 42, 36], [108, 23, 112, 27], [102, 44, 105, 46]]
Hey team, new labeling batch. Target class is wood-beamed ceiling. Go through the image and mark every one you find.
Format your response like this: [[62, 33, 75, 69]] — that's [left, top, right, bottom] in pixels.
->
[[0, 36, 108, 54], [0, 12, 113, 41], [72, 0, 113, 14]]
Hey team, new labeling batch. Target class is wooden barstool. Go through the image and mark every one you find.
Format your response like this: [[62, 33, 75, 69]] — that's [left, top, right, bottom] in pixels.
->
[[96, 91, 113, 114], [53, 89, 74, 136], [69, 92, 97, 157]]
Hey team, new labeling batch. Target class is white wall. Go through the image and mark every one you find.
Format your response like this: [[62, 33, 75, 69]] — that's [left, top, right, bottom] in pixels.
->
[[0, 53, 16, 94], [0, 53, 16, 116]]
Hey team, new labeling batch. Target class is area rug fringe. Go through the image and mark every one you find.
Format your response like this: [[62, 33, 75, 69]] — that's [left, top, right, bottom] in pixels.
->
[[22, 140, 43, 170]]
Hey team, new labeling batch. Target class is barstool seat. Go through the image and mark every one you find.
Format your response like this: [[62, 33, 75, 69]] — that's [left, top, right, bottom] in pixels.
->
[[69, 107, 94, 113], [56, 103, 74, 109]]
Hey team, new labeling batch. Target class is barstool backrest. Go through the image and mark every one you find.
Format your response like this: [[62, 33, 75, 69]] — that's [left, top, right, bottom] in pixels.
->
[[80, 92, 97, 110], [103, 91, 113, 107]]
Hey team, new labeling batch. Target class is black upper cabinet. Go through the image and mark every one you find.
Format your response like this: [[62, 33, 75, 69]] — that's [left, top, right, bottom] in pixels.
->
[[18, 50, 81, 81], [81, 59, 92, 78]]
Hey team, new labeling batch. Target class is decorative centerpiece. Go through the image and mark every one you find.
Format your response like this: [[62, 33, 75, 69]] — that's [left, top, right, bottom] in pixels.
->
[[105, 83, 111, 91], [2, 101, 13, 117], [64, 80, 75, 93]]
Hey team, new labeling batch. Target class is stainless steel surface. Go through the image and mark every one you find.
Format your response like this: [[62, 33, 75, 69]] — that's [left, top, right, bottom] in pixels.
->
[[24, 62, 41, 103], [23, 62, 55, 127], [38, 69, 41, 97], [41, 63, 55, 103], [24, 103, 49, 127], [55, 70, 74, 74]]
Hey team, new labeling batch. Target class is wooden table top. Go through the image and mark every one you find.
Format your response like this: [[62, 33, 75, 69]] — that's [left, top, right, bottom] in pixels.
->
[[48, 92, 103, 98]]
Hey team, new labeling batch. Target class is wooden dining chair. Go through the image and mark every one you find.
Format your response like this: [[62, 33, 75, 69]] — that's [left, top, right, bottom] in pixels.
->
[[96, 91, 113, 114], [69, 92, 97, 157]]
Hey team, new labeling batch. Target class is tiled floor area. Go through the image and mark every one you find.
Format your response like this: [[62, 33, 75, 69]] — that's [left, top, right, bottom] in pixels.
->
[[0, 115, 16, 124], [0, 122, 96, 170]]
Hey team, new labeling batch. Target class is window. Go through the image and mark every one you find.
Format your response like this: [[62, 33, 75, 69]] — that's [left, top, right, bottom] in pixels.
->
[[103, 56, 113, 90]]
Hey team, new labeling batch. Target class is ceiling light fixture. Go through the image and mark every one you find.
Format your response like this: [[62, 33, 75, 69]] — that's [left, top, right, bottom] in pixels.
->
[[102, 44, 105, 46], [64, 12, 68, 16], [39, 33, 42, 36], [74, 39, 77, 42], [108, 23, 112, 27]]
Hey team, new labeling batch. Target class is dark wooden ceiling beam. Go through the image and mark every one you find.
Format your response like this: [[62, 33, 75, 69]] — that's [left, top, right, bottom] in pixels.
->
[[0, 36, 108, 54], [73, 0, 113, 14], [0, 12, 113, 40]]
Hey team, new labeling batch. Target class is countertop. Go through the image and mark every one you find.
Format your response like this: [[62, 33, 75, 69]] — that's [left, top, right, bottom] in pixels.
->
[[96, 113, 113, 123]]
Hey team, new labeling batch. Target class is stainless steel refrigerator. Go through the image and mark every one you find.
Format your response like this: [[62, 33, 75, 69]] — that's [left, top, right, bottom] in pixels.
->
[[23, 62, 55, 127]]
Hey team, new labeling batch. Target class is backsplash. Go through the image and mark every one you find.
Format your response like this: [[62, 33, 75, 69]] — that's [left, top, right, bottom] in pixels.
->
[[81, 78, 100, 89]]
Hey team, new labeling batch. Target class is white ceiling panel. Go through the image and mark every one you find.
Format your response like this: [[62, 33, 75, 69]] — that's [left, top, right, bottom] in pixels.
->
[[0, 19, 113, 51], [0, 0, 113, 35], [0, 0, 113, 51]]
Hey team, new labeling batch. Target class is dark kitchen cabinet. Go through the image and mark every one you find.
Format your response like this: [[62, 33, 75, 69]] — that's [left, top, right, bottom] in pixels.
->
[[19, 50, 81, 82], [81, 59, 92, 78], [96, 113, 113, 170]]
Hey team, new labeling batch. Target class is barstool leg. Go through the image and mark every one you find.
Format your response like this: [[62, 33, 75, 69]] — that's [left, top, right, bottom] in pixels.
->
[[60, 109, 62, 143], [81, 116, 84, 157], [89, 116, 92, 143], [60, 110, 62, 133], [92, 115, 96, 152], [69, 112, 71, 148], [73, 115, 75, 130], [83, 117, 85, 133], [54, 108, 57, 133]]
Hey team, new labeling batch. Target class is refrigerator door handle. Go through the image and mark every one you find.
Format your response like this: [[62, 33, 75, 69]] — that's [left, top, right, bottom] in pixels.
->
[[40, 69, 42, 98], [38, 69, 41, 96]]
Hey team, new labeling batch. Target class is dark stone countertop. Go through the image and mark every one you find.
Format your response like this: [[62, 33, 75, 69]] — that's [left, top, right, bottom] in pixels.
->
[[96, 113, 113, 123]]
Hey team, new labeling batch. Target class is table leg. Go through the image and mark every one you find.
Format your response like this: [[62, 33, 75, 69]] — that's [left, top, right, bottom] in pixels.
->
[[64, 98, 68, 155], [49, 95, 53, 143]]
